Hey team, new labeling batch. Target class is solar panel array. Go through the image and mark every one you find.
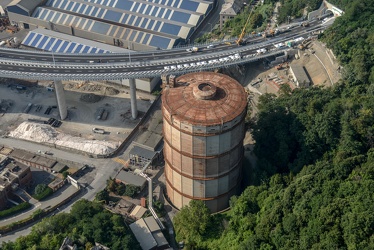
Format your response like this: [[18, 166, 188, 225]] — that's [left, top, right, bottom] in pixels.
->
[[22, 30, 110, 53], [31, 0, 213, 49]]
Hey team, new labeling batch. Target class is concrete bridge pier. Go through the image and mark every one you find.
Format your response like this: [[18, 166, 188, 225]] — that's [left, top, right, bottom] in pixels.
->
[[122, 78, 138, 119], [53, 80, 68, 120]]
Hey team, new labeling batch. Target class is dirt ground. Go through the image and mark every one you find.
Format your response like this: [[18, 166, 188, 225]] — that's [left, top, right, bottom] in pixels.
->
[[0, 79, 155, 143]]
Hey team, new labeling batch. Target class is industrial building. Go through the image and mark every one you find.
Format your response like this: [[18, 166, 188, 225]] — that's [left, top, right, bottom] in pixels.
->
[[289, 64, 311, 87], [162, 72, 247, 213], [6, 0, 214, 50], [130, 216, 170, 250], [0, 157, 32, 209]]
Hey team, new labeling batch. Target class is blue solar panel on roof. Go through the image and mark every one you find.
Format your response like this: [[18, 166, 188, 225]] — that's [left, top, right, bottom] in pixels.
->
[[46, 11, 55, 20], [91, 22, 110, 34], [133, 2, 140, 11], [122, 13, 129, 23], [139, 4, 146, 13], [54, 0, 63, 7], [140, 19, 148, 28], [51, 12, 61, 22], [170, 12, 190, 23], [105, 10, 122, 22], [122, 29, 130, 39], [144, 6, 151, 15], [30, 34, 43, 47], [90, 48, 97, 53], [75, 44, 83, 53], [136, 32, 143, 43], [85, 20, 93, 29], [147, 19, 155, 30], [180, 0, 199, 11], [83, 5, 92, 15], [47, 38, 56, 49], [52, 40, 62, 51], [38, 9, 48, 19], [115, 0, 132, 11], [65, 43, 76, 53], [165, 9, 172, 19], [67, 1, 74, 10], [143, 33, 151, 44], [149, 36, 170, 49], [157, 8, 164, 18], [129, 31, 137, 41], [161, 23, 181, 36], [82, 46, 90, 53], [152, 7, 159, 16], [128, 15, 135, 24], [154, 22, 161, 31], [23, 33, 35, 45], [77, 5, 86, 14], [59, 41, 69, 52], [65, 15, 73, 24], [108, 26, 116, 36], [38, 36, 49, 48], [97, 8, 105, 18], [72, 3, 80, 11], [91, 8, 98, 16], [134, 17, 141, 27]]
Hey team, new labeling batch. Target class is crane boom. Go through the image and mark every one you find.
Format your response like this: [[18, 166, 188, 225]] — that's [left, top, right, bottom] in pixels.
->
[[236, 3, 256, 45]]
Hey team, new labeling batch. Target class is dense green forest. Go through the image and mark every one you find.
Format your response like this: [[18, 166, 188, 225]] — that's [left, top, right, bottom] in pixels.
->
[[174, 0, 374, 249], [0, 200, 140, 250]]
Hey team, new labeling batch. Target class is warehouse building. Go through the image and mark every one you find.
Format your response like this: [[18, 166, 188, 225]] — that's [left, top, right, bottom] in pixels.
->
[[289, 64, 311, 87], [7, 0, 214, 50]]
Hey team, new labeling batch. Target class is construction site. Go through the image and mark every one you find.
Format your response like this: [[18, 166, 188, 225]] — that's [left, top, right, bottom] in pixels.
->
[[0, 79, 155, 156]]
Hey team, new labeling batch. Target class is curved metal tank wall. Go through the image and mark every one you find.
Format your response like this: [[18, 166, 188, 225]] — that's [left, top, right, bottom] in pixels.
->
[[162, 72, 247, 213]]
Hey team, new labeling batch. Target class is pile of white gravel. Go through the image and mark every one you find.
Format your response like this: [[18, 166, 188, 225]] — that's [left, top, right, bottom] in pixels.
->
[[9, 122, 117, 155]]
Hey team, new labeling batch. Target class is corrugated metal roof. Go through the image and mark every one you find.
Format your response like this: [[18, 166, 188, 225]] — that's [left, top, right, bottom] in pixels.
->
[[21, 28, 129, 53], [129, 219, 157, 250], [115, 170, 146, 187], [30, 0, 213, 48], [129, 146, 157, 161], [162, 72, 248, 126]]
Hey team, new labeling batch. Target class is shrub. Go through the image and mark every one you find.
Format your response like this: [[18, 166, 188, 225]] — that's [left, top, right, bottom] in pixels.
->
[[33, 187, 53, 201], [0, 202, 31, 219]]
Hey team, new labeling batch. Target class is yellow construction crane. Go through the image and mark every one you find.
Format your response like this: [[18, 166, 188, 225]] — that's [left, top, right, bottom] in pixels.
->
[[236, 4, 256, 45]]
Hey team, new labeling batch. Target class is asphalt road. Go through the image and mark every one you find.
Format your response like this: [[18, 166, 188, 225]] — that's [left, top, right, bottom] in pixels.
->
[[0, 137, 124, 243]]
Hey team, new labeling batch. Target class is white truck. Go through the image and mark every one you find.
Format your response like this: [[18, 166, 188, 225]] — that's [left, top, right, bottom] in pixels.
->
[[186, 46, 199, 52]]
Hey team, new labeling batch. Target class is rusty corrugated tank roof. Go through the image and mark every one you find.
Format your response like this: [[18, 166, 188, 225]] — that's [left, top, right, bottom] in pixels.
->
[[161, 72, 247, 126]]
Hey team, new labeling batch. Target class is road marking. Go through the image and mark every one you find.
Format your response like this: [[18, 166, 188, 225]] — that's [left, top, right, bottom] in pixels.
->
[[113, 158, 128, 166]]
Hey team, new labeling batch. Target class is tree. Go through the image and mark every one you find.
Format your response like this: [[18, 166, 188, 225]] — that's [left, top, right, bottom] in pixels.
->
[[123, 185, 139, 197], [95, 189, 109, 203], [173, 200, 211, 248]]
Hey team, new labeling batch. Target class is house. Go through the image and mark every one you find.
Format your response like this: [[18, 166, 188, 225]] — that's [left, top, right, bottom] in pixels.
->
[[219, 0, 244, 30], [130, 216, 170, 250]]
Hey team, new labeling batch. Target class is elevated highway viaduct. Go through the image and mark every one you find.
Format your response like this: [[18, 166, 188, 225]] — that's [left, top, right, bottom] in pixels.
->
[[0, 19, 329, 120]]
